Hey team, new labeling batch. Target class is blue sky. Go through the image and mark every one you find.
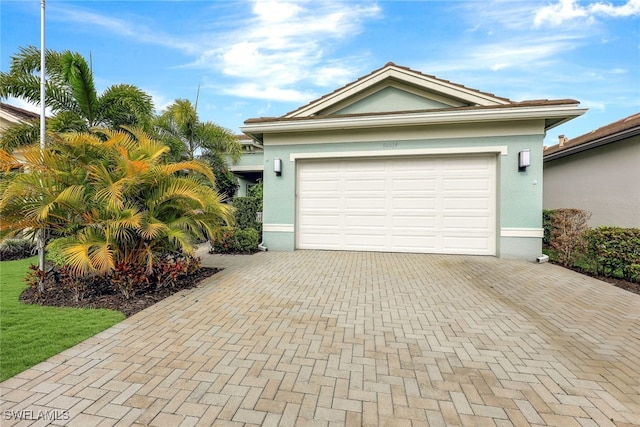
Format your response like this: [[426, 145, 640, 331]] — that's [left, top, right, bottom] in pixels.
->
[[2, 0, 639, 145]]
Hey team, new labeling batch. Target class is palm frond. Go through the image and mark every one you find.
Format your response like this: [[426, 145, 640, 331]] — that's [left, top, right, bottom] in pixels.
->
[[60, 51, 98, 126], [0, 120, 39, 151], [159, 159, 216, 183], [198, 122, 242, 163], [138, 217, 169, 240], [97, 84, 154, 130]]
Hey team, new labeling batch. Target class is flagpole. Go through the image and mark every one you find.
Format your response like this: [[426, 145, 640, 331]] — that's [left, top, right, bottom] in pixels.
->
[[38, 0, 46, 291]]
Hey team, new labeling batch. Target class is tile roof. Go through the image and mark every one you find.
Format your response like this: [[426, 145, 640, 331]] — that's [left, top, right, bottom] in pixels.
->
[[0, 102, 40, 121], [544, 112, 640, 157]]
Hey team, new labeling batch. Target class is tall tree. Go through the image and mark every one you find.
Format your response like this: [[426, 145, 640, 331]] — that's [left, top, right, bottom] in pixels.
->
[[0, 46, 154, 150], [154, 99, 242, 199]]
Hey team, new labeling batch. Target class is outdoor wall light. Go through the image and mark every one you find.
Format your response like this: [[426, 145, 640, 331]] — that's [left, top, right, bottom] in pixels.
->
[[518, 149, 531, 172], [274, 157, 282, 176]]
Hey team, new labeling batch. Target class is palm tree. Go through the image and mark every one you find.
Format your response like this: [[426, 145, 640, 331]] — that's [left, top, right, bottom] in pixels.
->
[[0, 46, 154, 150], [155, 99, 241, 162], [0, 128, 234, 277], [154, 98, 242, 198]]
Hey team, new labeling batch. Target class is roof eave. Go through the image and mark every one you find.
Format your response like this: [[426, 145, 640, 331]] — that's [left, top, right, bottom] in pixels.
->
[[544, 126, 640, 162], [242, 104, 587, 142]]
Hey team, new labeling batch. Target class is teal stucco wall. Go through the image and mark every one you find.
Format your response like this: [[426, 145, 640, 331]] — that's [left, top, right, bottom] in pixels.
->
[[260, 123, 545, 260]]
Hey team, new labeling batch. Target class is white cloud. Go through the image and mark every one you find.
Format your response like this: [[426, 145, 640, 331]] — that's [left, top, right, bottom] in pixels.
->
[[200, 0, 381, 101], [51, 4, 199, 54], [534, 0, 640, 27], [48, 0, 381, 104], [221, 82, 317, 103], [420, 34, 580, 75]]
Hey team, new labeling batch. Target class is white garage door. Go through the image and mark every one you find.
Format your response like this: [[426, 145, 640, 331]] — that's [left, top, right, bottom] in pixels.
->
[[297, 155, 496, 255]]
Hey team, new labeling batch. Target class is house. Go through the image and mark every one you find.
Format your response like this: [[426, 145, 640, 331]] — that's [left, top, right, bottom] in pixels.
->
[[229, 134, 264, 197], [0, 102, 39, 134], [543, 113, 640, 228], [240, 63, 586, 259]]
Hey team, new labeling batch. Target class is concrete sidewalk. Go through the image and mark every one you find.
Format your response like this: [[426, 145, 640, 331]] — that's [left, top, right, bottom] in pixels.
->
[[1, 250, 639, 426]]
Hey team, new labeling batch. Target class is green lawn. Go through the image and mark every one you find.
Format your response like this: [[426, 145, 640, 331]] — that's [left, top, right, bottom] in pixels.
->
[[0, 257, 124, 382]]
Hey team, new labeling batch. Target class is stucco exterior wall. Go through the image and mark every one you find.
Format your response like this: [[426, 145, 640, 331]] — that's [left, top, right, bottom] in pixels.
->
[[261, 120, 546, 259], [543, 136, 640, 227]]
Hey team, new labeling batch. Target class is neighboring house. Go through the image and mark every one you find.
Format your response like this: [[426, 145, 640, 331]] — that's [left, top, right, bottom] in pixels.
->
[[0, 102, 39, 135], [543, 113, 640, 228], [238, 63, 586, 259], [229, 134, 264, 197]]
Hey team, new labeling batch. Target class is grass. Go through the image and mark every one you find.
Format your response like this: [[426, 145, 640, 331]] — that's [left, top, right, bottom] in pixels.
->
[[0, 257, 125, 382]]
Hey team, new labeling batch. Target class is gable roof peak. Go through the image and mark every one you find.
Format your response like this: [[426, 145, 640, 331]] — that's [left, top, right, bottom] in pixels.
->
[[283, 62, 513, 119]]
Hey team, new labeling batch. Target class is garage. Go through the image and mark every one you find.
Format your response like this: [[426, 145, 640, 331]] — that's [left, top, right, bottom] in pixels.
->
[[297, 155, 497, 255], [242, 62, 585, 259]]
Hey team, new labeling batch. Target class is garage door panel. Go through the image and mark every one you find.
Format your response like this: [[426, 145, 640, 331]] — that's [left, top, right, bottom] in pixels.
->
[[299, 214, 340, 227], [345, 179, 385, 191], [299, 180, 340, 192], [444, 197, 491, 210], [392, 178, 437, 190], [443, 177, 492, 191], [299, 197, 340, 210], [392, 197, 436, 210], [297, 156, 496, 255], [443, 216, 493, 229], [345, 162, 386, 173], [442, 235, 492, 252], [345, 215, 386, 227], [345, 198, 386, 209], [392, 236, 437, 251], [392, 215, 436, 228]]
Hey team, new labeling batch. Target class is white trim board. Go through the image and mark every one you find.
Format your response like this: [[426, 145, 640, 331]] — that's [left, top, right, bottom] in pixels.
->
[[263, 224, 295, 233], [290, 146, 508, 161], [500, 228, 544, 238], [230, 165, 264, 172]]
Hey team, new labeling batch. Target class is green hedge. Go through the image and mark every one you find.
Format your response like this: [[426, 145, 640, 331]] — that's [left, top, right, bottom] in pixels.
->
[[583, 227, 640, 282], [0, 238, 35, 261], [211, 227, 259, 254], [233, 197, 261, 232], [542, 209, 554, 245]]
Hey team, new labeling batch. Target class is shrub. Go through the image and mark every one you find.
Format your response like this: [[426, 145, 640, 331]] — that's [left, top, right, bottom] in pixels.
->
[[233, 197, 261, 231], [211, 227, 259, 254], [59, 265, 88, 303], [542, 209, 554, 246], [24, 255, 204, 302], [235, 228, 259, 252], [153, 255, 202, 289], [0, 130, 233, 282], [111, 262, 149, 299], [0, 238, 35, 261], [46, 238, 68, 267], [549, 208, 591, 267], [248, 180, 263, 211], [583, 227, 640, 282]]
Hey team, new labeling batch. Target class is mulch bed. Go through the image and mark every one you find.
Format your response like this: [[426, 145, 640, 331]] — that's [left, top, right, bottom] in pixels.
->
[[20, 267, 221, 317], [549, 261, 640, 295], [18, 257, 639, 319]]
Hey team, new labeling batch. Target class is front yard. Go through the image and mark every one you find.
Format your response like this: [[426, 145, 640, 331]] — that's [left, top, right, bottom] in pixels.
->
[[0, 257, 125, 382]]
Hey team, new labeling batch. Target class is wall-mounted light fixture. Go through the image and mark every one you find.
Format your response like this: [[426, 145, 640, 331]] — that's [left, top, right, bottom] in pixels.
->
[[274, 157, 282, 176], [518, 149, 530, 172]]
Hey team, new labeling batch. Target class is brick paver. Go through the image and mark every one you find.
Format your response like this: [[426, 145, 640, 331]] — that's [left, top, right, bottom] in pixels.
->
[[2, 249, 639, 425]]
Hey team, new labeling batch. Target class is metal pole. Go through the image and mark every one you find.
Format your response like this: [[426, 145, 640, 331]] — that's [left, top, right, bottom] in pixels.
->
[[37, 0, 46, 291]]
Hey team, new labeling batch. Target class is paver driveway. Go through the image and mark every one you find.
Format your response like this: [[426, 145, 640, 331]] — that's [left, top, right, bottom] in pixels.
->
[[1, 250, 639, 426]]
